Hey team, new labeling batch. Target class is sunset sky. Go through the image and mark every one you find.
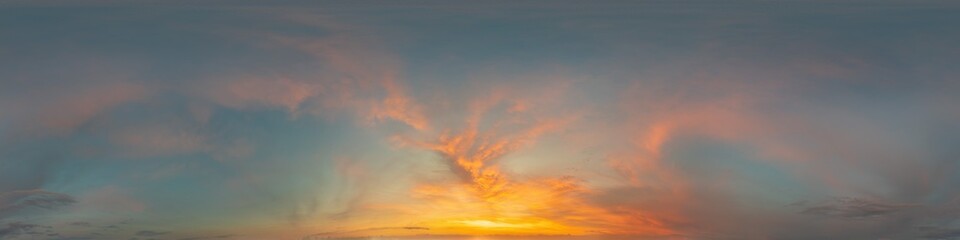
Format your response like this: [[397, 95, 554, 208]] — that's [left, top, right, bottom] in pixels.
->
[[1, 1, 959, 239]]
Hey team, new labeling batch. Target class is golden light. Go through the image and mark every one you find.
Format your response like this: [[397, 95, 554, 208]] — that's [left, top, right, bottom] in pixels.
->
[[461, 220, 529, 229]]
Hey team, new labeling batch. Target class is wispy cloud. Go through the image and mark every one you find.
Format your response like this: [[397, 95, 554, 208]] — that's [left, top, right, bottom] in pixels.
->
[[177, 234, 235, 240], [919, 226, 960, 239], [0, 222, 43, 238], [0, 190, 75, 219], [135, 230, 170, 237], [3, 81, 147, 137], [302, 227, 427, 239], [2, 2, 959, 239], [793, 197, 917, 219]]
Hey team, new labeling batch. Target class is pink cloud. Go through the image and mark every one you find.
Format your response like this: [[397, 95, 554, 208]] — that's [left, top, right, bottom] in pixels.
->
[[201, 76, 315, 113], [195, 20, 430, 130], [14, 81, 147, 136]]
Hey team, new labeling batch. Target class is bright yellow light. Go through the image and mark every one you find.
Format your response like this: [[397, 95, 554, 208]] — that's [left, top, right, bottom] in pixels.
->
[[460, 220, 534, 229]]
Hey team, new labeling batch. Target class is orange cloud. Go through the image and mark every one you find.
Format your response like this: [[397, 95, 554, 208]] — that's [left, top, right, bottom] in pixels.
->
[[368, 76, 429, 130], [345, 80, 679, 237]]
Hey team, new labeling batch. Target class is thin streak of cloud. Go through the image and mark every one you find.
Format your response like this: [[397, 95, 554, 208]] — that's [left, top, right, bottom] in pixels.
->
[[0, 222, 43, 239], [135, 230, 170, 237], [0, 190, 76, 219], [302, 226, 427, 239], [793, 197, 917, 219], [177, 234, 235, 240]]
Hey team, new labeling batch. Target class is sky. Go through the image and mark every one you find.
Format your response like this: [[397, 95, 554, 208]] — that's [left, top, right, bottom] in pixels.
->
[[1, 1, 959, 239]]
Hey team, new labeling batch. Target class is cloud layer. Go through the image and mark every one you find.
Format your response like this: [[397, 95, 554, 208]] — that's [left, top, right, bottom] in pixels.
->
[[1, 1, 959, 240]]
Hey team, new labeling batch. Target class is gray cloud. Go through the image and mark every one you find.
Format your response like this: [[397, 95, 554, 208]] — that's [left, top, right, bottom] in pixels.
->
[[52, 237, 93, 240], [0, 222, 42, 238], [69, 222, 91, 227], [302, 226, 429, 239], [0, 190, 75, 219], [177, 234, 235, 240], [794, 197, 917, 219], [919, 226, 960, 239], [135, 230, 170, 237]]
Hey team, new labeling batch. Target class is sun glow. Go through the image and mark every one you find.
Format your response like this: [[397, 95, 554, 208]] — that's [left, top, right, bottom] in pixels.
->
[[300, 81, 685, 239], [425, 216, 578, 236], [461, 220, 532, 228]]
